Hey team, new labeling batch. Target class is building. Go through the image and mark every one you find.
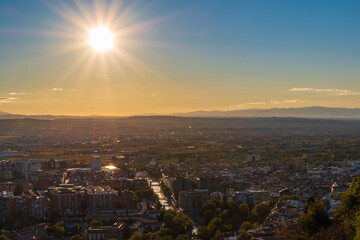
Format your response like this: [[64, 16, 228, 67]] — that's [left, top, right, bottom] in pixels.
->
[[163, 176, 195, 198], [84, 186, 118, 219], [14, 159, 41, 174], [0, 191, 12, 222], [197, 177, 222, 193], [91, 156, 102, 171], [232, 191, 248, 203], [84, 222, 124, 240], [247, 152, 261, 162], [48, 184, 82, 217], [331, 182, 349, 194], [118, 190, 137, 210], [25, 190, 46, 220], [0, 151, 24, 158], [179, 189, 209, 214], [247, 190, 270, 205]]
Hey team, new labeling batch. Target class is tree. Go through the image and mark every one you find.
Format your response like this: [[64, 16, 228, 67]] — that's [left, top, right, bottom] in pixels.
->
[[208, 217, 222, 235], [251, 202, 272, 223], [0, 235, 10, 240], [298, 199, 330, 237], [213, 230, 223, 240], [197, 226, 211, 240], [71, 234, 83, 240], [202, 209, 214, 225], [72, 223, 81, 235], [90, 220, 102, 227], [237, 230, 251, 240], [53, 221, 66, 238], [154, 201, 162, 211], [238, 203, 250, 220], [129, 232, 143, 240], [279, 195, 300, 202], [228, 201, 239, 215], [161, 210, 194, 237], [241, 221, 252, 231], [175, 234, 189, 240]]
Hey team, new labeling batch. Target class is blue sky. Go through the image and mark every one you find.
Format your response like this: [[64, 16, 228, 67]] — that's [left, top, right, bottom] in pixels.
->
[[0, 0, 360, 115]]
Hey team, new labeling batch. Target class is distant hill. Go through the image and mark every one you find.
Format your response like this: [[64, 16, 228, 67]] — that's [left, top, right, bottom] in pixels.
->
[[0, 116, 359, 131], [173, 107, 360, 119], [1, 106, 360, 120]]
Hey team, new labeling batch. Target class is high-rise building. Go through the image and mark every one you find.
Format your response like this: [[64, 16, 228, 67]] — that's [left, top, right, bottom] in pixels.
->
[[91, 156, 102, 171], [48, 184, 82, 217]]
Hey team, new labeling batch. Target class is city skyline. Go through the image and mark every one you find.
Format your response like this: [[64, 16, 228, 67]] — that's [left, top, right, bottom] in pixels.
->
[[1, 0, 360, 116]]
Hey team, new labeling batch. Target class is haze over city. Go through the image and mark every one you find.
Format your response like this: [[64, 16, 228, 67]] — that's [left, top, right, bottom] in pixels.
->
[[1, 0, 360, 116]]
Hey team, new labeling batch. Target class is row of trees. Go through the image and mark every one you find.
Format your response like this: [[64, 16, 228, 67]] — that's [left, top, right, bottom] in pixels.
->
[[160, 181, 173, 197]]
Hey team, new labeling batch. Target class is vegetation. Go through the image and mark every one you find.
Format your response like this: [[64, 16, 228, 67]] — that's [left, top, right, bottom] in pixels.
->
[[46, 221, 66, 238], [278, 195, 300, 202], [129, 209, 194, 240], [277, 177, 360, 239], [71, 234, 83, 240], [197, 199, 274, 239], [89, 220, 103, 227], [160, 181, 173, 197]]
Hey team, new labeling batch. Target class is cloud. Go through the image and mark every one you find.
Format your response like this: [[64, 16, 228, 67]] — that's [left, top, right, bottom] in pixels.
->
[[9, 92, 32, 95], [248, 102, 267, 105], [0, 97, 17, 104], [336, 92, 360, 96], [290, 88, 314, 91], [284, 99, 306, 103], [290, 87, 360, 96], [238, 99, 305, 108], [315, 88, 350, 93], [52, 88, 63, 91]]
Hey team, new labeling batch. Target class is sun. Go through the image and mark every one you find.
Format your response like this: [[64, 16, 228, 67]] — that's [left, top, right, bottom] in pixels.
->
[[89, 27, 114, 51]]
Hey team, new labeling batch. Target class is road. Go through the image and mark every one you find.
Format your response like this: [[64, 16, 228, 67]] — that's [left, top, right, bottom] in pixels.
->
[[150, 181, 172, 210]]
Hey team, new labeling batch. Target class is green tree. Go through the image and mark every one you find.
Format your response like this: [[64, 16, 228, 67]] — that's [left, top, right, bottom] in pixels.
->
[[279, 195, 300, 202], [129, 232, 143, 240], [202, 209, 214, 225], [251, 202, 272, 223], [228, 201, 239, 215], [175, 234, 189, 240], [72, 223, 81, 235], [71, 234, 83, 240], [53, 221, 66, 238], [208, 217, 222, 235], [90, 220, 102, 227], [237, 230, 251, 240], [299, 199, 330, 237], [238, 203, 250, 220], [197, 226, 211, 240], [241, 221, 252, 231], [213, 230, 223, 240], [0, 235, 10, 240]]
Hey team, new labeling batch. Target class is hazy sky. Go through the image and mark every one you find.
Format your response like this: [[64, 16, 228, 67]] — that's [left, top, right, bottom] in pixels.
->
[[1, 0, 360, 115]]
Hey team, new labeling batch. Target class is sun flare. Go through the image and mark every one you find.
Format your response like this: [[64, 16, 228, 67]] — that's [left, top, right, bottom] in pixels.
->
[[89, 27, 114, 51]]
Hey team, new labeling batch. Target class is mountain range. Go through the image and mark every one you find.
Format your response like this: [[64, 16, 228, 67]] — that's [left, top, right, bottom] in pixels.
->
[[0, 107, 360, 119], [173, 107, 360, 119]]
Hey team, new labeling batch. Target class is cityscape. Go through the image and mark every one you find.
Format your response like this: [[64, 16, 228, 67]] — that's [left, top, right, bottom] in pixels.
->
[[1, 1, 360, 240]]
